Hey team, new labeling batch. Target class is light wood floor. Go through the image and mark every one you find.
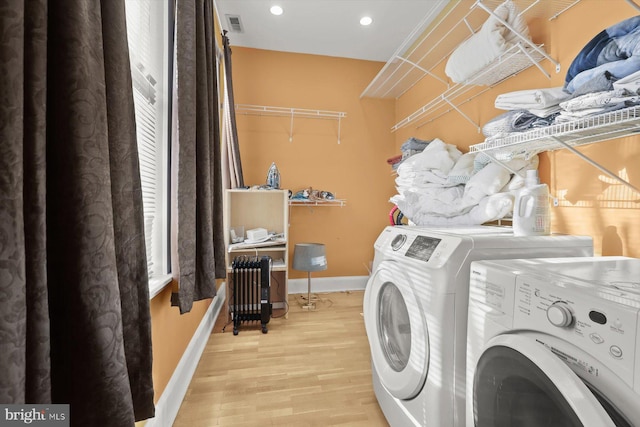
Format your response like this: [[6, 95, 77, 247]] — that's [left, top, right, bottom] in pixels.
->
[[173, 290, 389, 427]]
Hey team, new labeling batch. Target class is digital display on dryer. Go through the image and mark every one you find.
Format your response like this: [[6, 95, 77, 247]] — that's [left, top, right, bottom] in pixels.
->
[[405, 236, 442, 262]]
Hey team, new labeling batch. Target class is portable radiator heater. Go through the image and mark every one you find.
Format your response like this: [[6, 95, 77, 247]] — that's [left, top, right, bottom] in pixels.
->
[[230, 255, 272, 335]]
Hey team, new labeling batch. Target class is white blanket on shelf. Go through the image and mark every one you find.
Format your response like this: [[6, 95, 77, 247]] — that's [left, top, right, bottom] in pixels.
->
[[391, 140, 539, 226], [406, 193, 515, 226], [445, 0, 531, 84]]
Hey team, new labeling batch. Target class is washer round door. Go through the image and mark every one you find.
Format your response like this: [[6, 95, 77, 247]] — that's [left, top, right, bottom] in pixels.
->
[[363, 260, 429, 400], [472, 335, 625, 427]]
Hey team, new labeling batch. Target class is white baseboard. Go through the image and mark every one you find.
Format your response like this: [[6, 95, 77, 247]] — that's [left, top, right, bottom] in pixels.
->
[[287, 275, 369, 294], [145, 283, 226, 427]]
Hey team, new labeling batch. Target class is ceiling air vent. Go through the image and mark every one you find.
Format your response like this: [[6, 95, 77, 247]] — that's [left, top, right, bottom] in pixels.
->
[[226, 14, 244, 33]]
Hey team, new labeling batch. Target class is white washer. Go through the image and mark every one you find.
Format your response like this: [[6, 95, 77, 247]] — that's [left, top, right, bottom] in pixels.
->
[[466, 256, 640, 427], [363, 226, 593, 427]]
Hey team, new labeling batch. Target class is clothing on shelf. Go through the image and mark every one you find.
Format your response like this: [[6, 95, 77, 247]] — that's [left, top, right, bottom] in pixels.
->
[[555, 88, 640, 122], [389, 136, 432, 171], [482, 109, 559, 139], [386, 154, 403, 166], [290, 187, 335, 201], [565, 15, 640, 94], [400, 136, 431, 153], [400, 137, 432, 160], [613, 68, 640, 92]]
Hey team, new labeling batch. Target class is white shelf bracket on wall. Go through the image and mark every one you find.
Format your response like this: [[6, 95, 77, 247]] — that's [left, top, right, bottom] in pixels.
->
[[441, 95, 481, 132], [549, 135, 640, 196], [396, 56, 450, 88], [235, 104, 347, 144]]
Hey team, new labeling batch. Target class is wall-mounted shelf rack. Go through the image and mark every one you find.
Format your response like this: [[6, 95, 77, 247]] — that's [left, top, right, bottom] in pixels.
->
[[469, 105, 640, 195], [235, 104, 347, 144], [289, 199, 346, 207], [360, 0, 581, 131], [391, 42, 548, 132]]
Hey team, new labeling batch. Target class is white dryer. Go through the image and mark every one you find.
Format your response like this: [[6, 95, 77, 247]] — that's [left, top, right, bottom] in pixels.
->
[[363, 226, 593, 427], [466, 256, 640, 427]]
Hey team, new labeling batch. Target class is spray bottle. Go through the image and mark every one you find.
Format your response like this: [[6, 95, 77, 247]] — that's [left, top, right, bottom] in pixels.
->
[[513, 170, 550, 236]]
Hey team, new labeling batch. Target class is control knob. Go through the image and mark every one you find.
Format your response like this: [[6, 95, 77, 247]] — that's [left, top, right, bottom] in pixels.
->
[[547, 302, 574, 327], [391, 234, 407, 251]]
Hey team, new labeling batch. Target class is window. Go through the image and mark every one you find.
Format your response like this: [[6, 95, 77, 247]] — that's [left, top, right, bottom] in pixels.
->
[[124, 0, 172, 295]]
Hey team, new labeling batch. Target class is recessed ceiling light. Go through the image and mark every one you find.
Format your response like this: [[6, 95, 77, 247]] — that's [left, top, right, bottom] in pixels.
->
[[270, 5, 284, 16], [360, 16, 373, 26]]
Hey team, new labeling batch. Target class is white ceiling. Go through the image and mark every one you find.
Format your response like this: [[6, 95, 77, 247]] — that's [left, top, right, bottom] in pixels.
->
[[214, 0, 450, 62]]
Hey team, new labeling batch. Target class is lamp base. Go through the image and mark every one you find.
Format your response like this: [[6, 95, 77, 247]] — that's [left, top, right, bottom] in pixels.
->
[[299, 293, 319, 302], [301, 301, 316, 310]]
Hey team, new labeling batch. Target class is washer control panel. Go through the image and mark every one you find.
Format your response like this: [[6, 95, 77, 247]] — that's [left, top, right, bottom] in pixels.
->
[[513, 275, 639, 388]]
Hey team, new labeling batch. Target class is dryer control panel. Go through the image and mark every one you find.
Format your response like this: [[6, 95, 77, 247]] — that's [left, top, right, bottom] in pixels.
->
[[373, 226, 465, 269]]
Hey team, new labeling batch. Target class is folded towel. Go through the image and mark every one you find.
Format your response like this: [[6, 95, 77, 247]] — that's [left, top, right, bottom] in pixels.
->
[[495, 87, 570, 110]]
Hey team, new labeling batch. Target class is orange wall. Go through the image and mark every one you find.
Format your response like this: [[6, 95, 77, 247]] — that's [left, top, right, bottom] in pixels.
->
[[395, 0, 640, 257], [147, 284, 212, 401], [230, 48, 397, 278]]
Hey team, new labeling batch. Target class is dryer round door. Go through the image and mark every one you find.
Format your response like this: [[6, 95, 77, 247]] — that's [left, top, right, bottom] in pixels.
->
[[472, 335, 621, 427], [363, 260, 429, 400]]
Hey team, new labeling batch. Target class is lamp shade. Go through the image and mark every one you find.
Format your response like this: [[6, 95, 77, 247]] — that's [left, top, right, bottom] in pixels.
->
[[293, 243, 327, 272]]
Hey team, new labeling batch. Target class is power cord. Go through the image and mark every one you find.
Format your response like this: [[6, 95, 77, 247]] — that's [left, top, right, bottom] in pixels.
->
[[270, 272, 289, 318]]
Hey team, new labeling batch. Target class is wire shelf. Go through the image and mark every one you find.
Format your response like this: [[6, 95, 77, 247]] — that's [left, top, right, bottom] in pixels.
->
[[362, 0, 580, 101], [235, 104, 347, 144], [289, 199, 346, 207], [235, 104, 346, 120], [469, 105, 640, 160], [392, 43, 547, 131]]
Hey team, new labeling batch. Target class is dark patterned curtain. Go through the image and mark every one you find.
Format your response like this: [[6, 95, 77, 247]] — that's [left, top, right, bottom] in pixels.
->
[[0, 0, 154, 425], [221, 31, 245, 189], [170, 0, 226, 314]]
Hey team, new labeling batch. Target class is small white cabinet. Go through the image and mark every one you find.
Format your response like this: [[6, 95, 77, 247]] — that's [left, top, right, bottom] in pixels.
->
[[224, 189, 289, 316]]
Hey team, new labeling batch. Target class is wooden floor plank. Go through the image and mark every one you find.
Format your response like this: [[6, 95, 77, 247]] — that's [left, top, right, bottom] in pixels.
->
[[173, 290, 389, 426]]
